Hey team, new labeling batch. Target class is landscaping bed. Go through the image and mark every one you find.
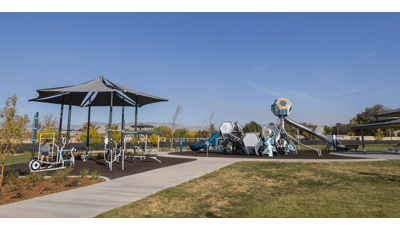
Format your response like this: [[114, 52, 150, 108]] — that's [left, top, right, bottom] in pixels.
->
[[169, 149, 367, 159], [0, 172, 104, 206], [3, 156, 196, 180]]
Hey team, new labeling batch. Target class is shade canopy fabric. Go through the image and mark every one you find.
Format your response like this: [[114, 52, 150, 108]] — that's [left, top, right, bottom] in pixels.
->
[[88, 92, 136, 107], [130, 123, 155, 128], [353, 118, 400, 129], [125, 130, 161, 135], [29, 76, 168, 107], [29, 92, 87, 106], [374, 108, 400, 118]]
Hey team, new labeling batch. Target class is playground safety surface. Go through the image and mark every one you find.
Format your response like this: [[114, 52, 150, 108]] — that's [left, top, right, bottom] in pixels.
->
[[3, 156, 196, 180], [169, 150, 368, 159]]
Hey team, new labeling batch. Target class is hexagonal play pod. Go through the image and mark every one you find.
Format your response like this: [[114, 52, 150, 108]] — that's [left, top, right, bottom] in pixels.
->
[[242, 132, 260, 155], [271, 98, 292, 117]]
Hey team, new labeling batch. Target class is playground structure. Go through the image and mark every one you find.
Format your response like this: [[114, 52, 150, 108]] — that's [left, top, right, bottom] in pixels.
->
[[28, 77, 168, 171], [191, 98, 347, 157]]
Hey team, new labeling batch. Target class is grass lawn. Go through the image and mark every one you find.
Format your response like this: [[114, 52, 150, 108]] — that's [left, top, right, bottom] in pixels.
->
[[96, 161, 400, 218], [1, 153, 37, 165], [298, 144, 395, 152]]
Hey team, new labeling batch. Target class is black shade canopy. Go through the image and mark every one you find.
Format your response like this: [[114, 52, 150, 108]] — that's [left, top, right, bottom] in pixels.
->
[[130, 123, 155, 128], [87, 92, 136, 107], [29, 76, 168, 107], [374, 108, 400, 118], [353, 118, 400, 129], [29, 92, 87, 106]]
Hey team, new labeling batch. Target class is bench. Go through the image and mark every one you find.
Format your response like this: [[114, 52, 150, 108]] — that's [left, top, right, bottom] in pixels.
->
[[345, 145, 359, 152], [388, 145, 400, 154], [325, 145, 331, 153]]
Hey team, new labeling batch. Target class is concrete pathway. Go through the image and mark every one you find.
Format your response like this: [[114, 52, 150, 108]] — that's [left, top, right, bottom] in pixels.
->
[[0, 151, 393, 218]]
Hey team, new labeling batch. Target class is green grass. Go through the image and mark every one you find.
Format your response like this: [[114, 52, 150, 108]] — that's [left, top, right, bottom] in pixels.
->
[[1, 153, 38, 165], [298, 144, 395, 152], [96, 161, 400, 218]]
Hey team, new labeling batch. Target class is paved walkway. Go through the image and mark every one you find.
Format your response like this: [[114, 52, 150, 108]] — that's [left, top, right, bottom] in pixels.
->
[[0, 151, 394, 218]]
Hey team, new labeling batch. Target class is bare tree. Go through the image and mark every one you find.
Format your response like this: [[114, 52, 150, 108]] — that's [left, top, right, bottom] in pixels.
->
[[201, 110, 218, 137], [38, 114, 58, 129], [170, 105, 183, 150]]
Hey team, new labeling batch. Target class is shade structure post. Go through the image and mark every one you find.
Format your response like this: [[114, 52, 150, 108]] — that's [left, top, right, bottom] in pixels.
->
[[108, 92, 113, 168], [32, 112, 39, 160], [85, 97, 91, 162], [157, 134, 159, 152], [58, 93, 64, 147], [134, 95, 138, 163], [361, 129, 365, 153], [145, 134, 148, 154], [66, 93, 73, 161], [121, 99, 125, 170]]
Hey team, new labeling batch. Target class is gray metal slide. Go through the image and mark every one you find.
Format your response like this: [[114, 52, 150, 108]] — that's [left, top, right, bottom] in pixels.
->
[[283, 117, 343, 146]]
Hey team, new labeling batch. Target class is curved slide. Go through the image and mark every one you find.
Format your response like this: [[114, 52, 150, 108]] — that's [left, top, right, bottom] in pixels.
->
[[283, 117, 344, 147], [190, 132, 221, 151]]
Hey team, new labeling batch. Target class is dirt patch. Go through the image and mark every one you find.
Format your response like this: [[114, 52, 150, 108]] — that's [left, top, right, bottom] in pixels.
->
[[169, 150, 368, 159], [0, 177, 104, 206], [3, 156, 196, 180]]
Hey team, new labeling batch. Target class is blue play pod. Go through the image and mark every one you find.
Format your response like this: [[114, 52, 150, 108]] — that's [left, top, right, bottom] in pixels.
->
[[271, 146, 276, 152], [288, 144, 296, 151], [269, 139, 274, 144]]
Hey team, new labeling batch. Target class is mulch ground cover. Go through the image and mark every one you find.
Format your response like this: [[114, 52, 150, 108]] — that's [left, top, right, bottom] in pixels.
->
[[169, 149, 369, 159], [0, 177, 104, 206], [3, 156, 196, 180]]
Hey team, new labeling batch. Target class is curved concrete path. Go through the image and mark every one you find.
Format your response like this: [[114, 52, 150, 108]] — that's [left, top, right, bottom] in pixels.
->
[[0, 151, 395, 218]]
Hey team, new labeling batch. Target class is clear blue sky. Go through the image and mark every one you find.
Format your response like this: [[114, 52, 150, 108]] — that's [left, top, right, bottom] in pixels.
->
[[0, 13, 399, 128]]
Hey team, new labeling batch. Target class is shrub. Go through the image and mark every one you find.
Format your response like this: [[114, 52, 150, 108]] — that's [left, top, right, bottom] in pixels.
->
[[80, 168, 90, 178], [27, 171, 45, 186], [91, 171, 100, 181], [52, 167, 73, 183], [7, 170, 19, 185], [7, 184, 18, 192], [65, 178, 79, 187], [374, 129, 384, 142], [25, 180, 32, 189], [149, 134, 158, 145]]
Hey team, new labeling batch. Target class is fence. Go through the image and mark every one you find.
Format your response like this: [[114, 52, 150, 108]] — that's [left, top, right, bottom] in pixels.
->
[[14, 139, 400, 154], [14, 141, 203, 153]]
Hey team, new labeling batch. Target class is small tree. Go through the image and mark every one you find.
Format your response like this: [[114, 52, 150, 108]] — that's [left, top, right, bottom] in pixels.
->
[[0, 95, 30, 187], [79, 122, 101, 131], [374, 129, 384, 142], [154, 125, 172, 138], [170, 105, 183, 149], [105, 124, 121, 145], [149, 134, 158, 145], [38, 113, 58, 129], [80, 129, 101, 150], [201, 110, 218, 137], [130, 134, 141, 145], [37, 128, 59, 145], [174, 128, 189, 138], [244, 121, 262, 133], [185, 131, 196, 138]]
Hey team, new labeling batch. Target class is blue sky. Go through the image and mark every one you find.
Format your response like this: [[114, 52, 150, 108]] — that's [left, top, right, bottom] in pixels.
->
[[0, 13, 399, 128]]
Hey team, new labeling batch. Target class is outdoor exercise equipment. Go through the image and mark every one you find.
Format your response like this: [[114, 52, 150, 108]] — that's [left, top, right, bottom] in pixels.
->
[[103, 138, 124, 171], [29, 77, 168, 171], [29, 133, 76, 172]]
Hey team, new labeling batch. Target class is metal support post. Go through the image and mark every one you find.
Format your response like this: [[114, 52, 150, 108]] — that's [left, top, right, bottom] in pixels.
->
[[85, 97, 91, 162], [361, 129, 366, 153], [121, 99, 125, 170], [66, 93, 73, 161], [108, 92, 113, 169]]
